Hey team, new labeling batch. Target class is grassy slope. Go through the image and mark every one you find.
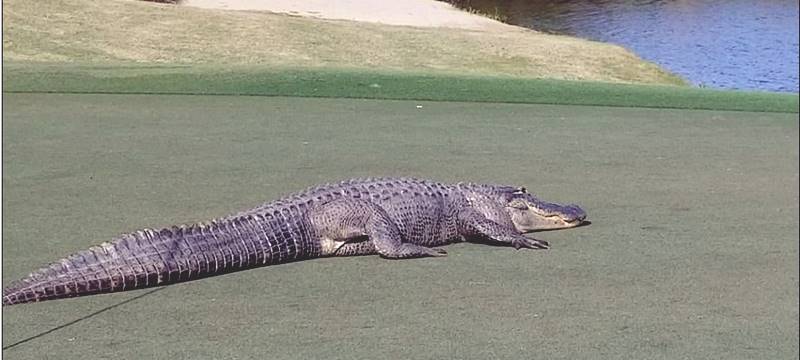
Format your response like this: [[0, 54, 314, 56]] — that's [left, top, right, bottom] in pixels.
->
[[2, 0, 684, 85], [3, 93, 798, 359], [4, 62, 798, 112]]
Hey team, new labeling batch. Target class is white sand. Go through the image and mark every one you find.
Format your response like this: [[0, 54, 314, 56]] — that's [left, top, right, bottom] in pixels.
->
[[179, 0, 508, 30]]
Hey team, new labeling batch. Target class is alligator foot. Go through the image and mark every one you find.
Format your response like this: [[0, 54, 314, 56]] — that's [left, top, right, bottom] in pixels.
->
[[511, 236, 549, 250], [381, 243, 447, 259]]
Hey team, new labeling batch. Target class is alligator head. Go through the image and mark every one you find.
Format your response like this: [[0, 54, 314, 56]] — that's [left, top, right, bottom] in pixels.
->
[[504, 187, 587, 232]]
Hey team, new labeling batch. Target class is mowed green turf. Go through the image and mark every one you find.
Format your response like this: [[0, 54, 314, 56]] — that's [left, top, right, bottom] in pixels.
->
[[3, 62, 798, 113], [2, 93, 798, 359]]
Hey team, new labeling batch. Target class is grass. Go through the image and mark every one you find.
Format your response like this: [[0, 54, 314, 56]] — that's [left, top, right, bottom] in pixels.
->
[[2, 0, 684, 85], [3, 93, 797, 359], [3, 62, 797, 113], [2, 1, 796, 358]]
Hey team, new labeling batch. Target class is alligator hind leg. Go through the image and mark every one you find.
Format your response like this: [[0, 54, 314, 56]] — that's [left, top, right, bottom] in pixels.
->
[[309, 198, 446, 259], [334, 239, 377, 256]]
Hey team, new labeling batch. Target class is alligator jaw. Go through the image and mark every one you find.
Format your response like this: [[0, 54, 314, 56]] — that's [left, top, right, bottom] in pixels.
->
[[558, 204, 588, 224], [510, 198, 588, 232]]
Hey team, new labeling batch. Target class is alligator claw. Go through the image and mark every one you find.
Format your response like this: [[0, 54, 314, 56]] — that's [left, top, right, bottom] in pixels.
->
[[430, 247, 448, 256], [512, 237, 549, 250]]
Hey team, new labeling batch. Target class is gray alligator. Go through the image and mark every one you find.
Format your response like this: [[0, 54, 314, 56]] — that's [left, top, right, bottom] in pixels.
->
[[2, 177, 587, 306]]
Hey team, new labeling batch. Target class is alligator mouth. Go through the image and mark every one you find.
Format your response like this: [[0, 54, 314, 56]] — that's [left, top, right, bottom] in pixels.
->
[[565, 212, 588, 224], [557, 216, 586, 227], [534, 204, 587, 224], [525, 212, 588, 233]]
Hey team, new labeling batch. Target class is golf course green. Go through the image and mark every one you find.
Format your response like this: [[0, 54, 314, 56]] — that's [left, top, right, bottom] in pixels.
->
[[3, 62, 798, 113], [2, 73, 797, 359]]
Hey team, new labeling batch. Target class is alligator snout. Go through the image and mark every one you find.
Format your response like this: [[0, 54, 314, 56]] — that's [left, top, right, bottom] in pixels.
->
[[563, 204, 587, 223]]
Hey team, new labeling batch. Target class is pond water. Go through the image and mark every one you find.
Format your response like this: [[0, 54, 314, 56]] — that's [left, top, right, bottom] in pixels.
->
[[453, 0, 799, 93]]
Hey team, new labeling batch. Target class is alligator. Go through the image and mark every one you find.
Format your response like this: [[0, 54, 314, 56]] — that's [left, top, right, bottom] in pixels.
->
[[2, 177, 587, 306]]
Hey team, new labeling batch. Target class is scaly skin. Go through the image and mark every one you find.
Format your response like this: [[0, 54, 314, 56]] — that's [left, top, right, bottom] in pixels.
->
[[2, 177, 587, 306]]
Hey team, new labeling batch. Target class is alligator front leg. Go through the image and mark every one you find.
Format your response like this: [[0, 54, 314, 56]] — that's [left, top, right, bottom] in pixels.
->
[[309, 198, 447, 259], [458, 210, 549, 250]]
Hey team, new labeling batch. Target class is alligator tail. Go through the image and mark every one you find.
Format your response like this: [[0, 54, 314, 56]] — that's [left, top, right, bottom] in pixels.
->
[[2, 214, 312, 306]]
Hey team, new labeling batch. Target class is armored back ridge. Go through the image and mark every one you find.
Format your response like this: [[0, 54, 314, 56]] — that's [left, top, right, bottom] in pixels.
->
[[3, 178, 587, 306]]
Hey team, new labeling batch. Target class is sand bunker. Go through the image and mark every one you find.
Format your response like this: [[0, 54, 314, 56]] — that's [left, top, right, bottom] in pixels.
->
[[180, 0, 509, 29]]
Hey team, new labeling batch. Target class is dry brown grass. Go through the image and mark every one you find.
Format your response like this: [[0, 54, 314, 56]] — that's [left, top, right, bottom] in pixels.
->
[[2, 0, 685, 85]]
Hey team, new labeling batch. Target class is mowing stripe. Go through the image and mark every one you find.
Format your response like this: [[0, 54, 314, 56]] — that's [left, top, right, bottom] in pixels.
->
[[4, 63, 798, 113]]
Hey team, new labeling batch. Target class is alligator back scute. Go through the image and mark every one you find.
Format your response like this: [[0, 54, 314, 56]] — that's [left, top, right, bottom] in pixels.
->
[[2, 212, 315, 306]]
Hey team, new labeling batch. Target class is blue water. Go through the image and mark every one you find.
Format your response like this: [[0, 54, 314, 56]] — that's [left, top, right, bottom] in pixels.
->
[[454, 0, 799, 93]]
